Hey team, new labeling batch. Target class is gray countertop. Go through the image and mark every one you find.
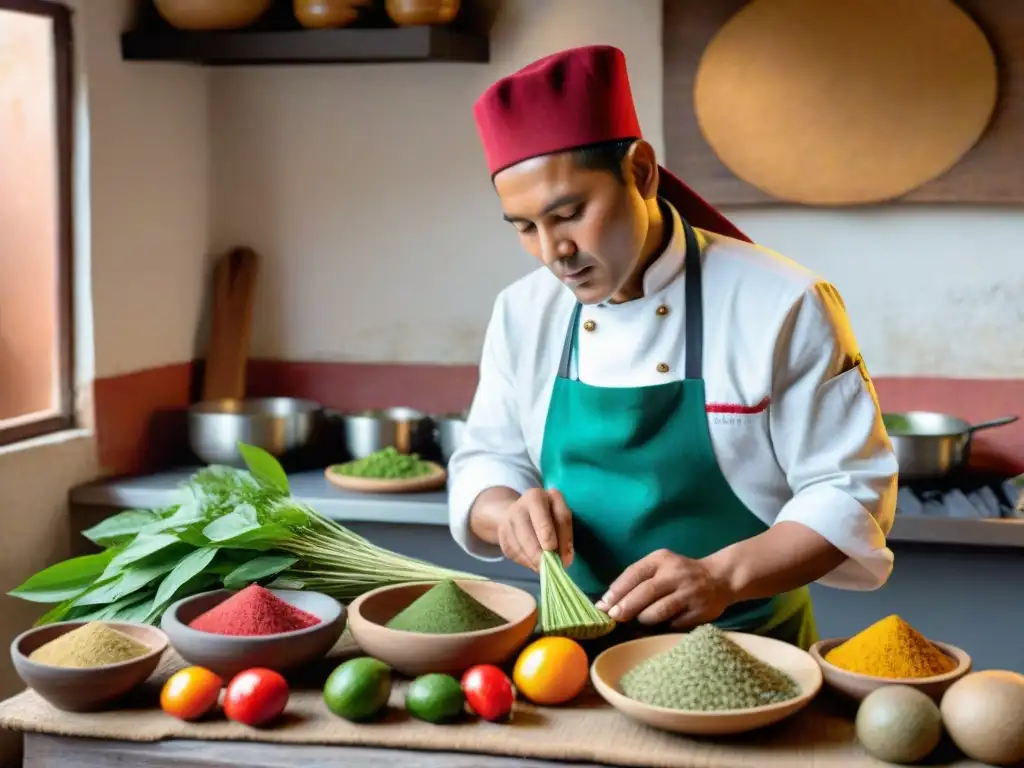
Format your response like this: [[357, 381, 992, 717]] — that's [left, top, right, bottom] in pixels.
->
[[68, 468, 1024, 549]]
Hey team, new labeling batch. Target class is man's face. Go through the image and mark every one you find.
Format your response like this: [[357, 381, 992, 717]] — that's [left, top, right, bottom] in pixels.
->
[[493, 151, 649, 305]]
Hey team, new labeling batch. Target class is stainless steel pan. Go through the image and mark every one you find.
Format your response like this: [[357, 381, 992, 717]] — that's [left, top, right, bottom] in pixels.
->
[[882, 411, 1018, 482]]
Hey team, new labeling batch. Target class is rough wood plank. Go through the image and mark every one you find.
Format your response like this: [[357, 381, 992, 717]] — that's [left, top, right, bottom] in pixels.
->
[[23, 734, 610, 768], [663, 0, 1024, 205]]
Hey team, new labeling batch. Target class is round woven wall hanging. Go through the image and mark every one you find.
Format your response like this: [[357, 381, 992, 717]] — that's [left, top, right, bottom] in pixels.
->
[[693, 0, 998, 205]]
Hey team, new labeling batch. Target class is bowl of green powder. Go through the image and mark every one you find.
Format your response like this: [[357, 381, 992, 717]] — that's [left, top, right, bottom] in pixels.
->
[[591, 625, 822, 735], [11, 621, 168, 712], [348, 579, 537, 677]]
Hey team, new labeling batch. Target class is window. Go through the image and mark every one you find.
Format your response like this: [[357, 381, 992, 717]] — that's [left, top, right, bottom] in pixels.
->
[[0, 0, 74, 446]]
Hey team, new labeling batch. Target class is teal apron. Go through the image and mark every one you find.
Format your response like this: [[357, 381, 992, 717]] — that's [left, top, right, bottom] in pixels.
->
[[538, 216, 817, 650]]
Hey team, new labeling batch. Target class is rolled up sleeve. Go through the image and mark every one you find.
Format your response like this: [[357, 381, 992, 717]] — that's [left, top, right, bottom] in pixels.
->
[[770, 282, 899, 591], [448, 293, 542, 560]]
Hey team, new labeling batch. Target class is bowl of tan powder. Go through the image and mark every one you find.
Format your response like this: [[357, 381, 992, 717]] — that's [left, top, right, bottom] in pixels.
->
[[810, 615, 971, 702], [11, 620, 168, 712], [591, 625, 822, 735]]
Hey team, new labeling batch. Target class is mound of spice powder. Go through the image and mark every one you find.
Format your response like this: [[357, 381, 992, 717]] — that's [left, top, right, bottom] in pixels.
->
[[29, 622, 151, 668], [189, 584, 321, 636], [824, 615, 957, 678], [386, 580, 507, 634], [334, 447, 434, 479], [619, 624, 800, 711]]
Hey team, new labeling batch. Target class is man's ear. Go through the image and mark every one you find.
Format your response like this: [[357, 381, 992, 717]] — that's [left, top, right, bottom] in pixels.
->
[[625, 140, 659, 200]]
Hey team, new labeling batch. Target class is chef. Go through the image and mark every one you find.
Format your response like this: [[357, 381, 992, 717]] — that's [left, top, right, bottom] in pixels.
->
[[447, 45, 898, 649]]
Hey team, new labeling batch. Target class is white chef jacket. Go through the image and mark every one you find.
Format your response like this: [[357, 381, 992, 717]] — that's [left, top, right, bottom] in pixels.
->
[[448, 203, 899, 591]]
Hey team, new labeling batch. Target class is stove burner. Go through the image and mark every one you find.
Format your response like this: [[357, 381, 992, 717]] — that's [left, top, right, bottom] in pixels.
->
[[897, 469, 1021, 520]]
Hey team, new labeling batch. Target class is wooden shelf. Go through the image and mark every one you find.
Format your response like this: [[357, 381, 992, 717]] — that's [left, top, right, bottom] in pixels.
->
[[120, 25, 489, 65]]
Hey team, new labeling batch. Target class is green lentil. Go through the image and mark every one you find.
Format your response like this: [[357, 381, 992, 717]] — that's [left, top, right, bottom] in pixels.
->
[[619, 624, 800, 711], [386, 580, 507, 634], [334, 447, 434, 479]]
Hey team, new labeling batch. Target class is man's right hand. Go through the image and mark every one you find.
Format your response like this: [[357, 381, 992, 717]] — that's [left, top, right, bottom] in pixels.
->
[[496, 488, 574, 572]]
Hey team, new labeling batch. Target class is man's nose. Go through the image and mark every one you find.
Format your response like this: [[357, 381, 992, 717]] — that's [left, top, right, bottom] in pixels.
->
[[541, 233, 577, 267]]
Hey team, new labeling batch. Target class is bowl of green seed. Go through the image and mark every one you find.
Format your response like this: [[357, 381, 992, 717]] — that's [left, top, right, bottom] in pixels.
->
[[591, 625, 822, 735]]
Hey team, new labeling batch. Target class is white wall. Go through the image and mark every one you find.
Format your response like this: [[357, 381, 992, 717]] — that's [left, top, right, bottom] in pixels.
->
[[209, 0, 1024, 379]]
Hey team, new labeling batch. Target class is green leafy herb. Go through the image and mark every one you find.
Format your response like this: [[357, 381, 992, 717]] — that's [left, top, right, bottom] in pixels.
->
[[10, 443, 484, 626]]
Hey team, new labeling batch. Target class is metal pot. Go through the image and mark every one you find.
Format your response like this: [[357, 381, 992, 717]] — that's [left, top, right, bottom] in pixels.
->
[[882, 411, 1018, 482], [340, 407, 434, 459], [434, 412, 467, 464], [188, 398, 322, 467]]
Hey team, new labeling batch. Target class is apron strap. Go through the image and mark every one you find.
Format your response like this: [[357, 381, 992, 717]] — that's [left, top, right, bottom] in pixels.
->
[[682, 219, 703, 381], [556, 218, 704, 382]]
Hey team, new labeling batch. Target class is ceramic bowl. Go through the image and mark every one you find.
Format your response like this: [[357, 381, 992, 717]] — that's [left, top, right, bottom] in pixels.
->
[[161, 589, 346, 679], [347, 580, 537, 677], [809, 637, 971, 702], [11, 621, 168, 712], [591, 632, 823, 736]]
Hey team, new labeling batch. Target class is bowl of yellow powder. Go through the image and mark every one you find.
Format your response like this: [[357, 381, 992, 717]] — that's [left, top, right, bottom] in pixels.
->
[[11, 621, 168, 712], [810, 615, 971, 702]]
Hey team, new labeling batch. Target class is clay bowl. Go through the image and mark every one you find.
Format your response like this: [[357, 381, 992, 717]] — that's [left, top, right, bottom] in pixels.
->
[[809, 637, 971, 702], [161, 589, 346, 679], [347, 580, 536, 677], [11, 621, 168, 712], [591, 632, 823, 736], [154, 0, 271, 30]]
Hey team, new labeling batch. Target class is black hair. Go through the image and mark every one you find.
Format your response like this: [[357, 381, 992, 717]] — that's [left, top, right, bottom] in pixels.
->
[[571, 138, 637, 182], [491, 138, 638, 184]]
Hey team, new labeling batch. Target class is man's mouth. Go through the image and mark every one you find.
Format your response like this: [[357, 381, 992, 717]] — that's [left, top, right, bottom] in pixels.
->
[[563, 265, 594, 285]]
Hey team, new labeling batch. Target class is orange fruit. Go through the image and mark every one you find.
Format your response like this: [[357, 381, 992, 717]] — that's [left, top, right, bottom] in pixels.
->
[[160, 666, 223, 721], [512, 637, 589, 706]]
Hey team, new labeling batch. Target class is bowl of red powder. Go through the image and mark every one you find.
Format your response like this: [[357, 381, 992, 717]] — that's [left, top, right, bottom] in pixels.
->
[[161, 585, 345, 678]]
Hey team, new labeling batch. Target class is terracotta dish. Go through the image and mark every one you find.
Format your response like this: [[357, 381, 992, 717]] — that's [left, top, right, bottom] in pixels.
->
[[161, 589, 346, 679], [591, 632, 822, 735], [10, 621, 168, 712], [809, 638, 971, 702], [154, 0, 271, 30], [324, 462, 447, 494], [294, 0, 375, 29], [385, 0, 460, 26], [348, 580, 536, 677]]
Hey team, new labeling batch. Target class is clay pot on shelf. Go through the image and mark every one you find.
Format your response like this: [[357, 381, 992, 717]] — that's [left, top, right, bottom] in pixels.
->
[[385, 0, 460, 26], [153, 0, 272, 30], [294, 0, 375, 29]]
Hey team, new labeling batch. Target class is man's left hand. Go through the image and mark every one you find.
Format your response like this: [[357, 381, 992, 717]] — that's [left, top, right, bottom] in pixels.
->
[[594, 549, 733, 629]]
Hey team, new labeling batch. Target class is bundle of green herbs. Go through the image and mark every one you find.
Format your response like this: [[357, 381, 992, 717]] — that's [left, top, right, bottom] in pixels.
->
[[9, 444, 483, 627], [538, 551, 616, 640]]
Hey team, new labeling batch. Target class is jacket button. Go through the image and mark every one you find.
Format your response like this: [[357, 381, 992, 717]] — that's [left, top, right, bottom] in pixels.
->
[[583, 319, 597, 332], [655, 304, 669, 316], [656, 362, 670, 373]]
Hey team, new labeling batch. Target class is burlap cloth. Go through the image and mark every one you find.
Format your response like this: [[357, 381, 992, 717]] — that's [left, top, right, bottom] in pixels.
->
[[0, 633, 984, 767]]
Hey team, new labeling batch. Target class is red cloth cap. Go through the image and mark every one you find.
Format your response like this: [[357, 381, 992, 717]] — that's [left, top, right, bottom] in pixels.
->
[[473, 45, 750, 243]]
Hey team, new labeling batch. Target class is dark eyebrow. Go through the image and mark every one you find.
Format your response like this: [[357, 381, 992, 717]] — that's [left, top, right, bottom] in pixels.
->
[[502, 194, 583, 223]]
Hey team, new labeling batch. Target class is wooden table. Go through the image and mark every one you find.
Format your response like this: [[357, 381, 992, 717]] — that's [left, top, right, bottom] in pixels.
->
[[24, 734, 618, 768]]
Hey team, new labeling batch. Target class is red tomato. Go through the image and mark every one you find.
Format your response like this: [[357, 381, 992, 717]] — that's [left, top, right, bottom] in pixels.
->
[[461, 664, 515, 722], [223, 668, 289, 727]]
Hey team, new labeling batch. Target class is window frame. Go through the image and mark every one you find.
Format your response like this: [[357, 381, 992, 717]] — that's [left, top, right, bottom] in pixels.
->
[[0, 0, 75, 447]]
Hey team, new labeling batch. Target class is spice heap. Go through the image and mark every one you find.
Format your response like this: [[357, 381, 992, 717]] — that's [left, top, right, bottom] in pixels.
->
[[334, 447, 434, 479], [620, 624, 800, 711], [386, 580, 507, 634], [189, 584, 321, 636], [29, 622, 151, 669], [825, 615, 956, 679]]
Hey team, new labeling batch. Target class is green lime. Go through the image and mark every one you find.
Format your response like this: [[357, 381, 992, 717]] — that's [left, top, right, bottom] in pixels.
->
[[405, 673, 466, 724], [323, 657, 392, 722]]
